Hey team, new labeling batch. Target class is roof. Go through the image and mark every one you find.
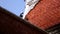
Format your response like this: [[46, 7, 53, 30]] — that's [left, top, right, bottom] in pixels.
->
[[0, 7, 47, 34], [25, 0, 60, 30]]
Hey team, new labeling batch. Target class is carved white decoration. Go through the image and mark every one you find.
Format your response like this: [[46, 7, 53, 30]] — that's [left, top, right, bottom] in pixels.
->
[[23, 0, 39, 19]]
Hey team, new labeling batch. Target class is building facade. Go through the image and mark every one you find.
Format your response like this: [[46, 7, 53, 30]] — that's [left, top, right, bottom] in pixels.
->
[[0, 7, 47, 34]]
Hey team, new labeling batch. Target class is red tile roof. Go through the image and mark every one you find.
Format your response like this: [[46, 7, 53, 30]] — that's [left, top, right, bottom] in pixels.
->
[[25, 0, 60, 30]]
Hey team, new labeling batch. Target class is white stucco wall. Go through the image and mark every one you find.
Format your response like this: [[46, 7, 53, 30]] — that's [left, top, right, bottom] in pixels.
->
[[23, 0, 39, 19]]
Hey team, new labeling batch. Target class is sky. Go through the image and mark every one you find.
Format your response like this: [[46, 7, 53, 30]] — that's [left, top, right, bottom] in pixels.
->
[[0, 0, 25, 16]]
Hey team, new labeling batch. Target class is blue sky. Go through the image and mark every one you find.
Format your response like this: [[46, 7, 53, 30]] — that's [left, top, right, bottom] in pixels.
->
[[0, 0, 25, 16]]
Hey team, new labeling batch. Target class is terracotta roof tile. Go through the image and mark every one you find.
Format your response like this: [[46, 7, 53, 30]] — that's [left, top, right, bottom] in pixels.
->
[[25, 0, 60, 30]]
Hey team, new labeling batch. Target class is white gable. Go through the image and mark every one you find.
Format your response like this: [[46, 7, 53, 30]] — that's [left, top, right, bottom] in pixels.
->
[[23, 0, 39, 19]]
